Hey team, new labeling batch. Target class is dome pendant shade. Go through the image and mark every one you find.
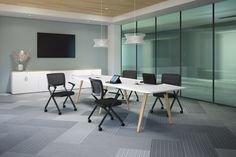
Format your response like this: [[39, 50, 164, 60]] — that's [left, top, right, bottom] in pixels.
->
[[125, 33, 145, 44], [93, 39, 108, 47]]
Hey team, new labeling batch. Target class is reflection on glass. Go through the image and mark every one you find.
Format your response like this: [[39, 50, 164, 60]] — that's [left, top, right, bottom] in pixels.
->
[[215, 0, 236, 107], [156, 12, 180, 82], [121, 22, 136, 71], [137, 18, 155, 79], [181, 5, 213, 101]]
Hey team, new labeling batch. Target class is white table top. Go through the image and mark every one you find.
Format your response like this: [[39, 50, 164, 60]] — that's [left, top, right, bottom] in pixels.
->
[[72, 74, 185, 94]]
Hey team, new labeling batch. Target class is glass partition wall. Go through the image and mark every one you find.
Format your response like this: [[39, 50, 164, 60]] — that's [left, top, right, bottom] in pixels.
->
[[121, 1, 236, 107], [181, 5, 213, 101], [137, 18, 155, 79], [215, 0, 236, 107], [156, 13, 180, 82], [121, 22, 136, 71]]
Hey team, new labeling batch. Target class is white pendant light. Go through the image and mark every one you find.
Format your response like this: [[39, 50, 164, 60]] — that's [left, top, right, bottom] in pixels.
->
[[93, 0, 108, 48], [93, 38, 108, 47], [125, 0, 145, 44], [125, 33, 145, 44]]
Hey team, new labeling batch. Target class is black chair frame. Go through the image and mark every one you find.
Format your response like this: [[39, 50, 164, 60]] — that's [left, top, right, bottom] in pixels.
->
[[88, 78, 125, 131], [149, 73, 183, 114], [44, 73, 77, 115], [150, 90, 183, 114], [119, 70, 139, 102]]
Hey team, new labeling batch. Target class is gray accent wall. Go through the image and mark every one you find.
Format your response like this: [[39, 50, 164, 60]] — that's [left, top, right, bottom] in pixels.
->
[[0, 16, 108, 93]]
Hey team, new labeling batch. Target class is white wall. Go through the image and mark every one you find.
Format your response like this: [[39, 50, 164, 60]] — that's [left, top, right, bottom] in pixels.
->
[[108, 24, 121, 75], [0, 16, 108, 93]]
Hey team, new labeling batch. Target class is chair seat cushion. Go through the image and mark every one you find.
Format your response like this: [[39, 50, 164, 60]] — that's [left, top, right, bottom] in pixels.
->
[[53, 91, 75, 97], [95, 98, 122, 107], [153, 92, 175, 98]]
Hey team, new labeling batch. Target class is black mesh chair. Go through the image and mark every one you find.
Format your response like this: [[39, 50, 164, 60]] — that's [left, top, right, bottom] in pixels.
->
[[44, 73, 77, 115], [120, 70, 139, 101], [148, 73, 183, 114], [142, 73, 157, 85], [88, 78, 125, 131]]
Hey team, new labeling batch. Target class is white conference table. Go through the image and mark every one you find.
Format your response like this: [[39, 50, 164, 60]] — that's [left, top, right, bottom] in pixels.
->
[[73, 75, 185, 133]]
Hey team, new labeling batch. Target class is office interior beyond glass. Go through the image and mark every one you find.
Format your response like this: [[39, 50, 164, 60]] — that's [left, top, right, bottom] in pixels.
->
[[121, 0, 236, 107]]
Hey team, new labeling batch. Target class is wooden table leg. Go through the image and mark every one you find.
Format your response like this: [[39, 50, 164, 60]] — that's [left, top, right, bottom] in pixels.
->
[[123, 90, 130, 110], [137, 93, 148, 133], [76, 80, 83, 103], [164, 93, 174, 124]]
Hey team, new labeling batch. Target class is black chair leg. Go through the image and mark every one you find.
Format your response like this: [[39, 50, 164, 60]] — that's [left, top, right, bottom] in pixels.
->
[[110, 107, 125, 126], [127, 91, 139, 102], [150, 97, 158, 113], [98, 112, 109, 131], [44, 96, 52, 112], [159, 98, 164, 109], [176, 97, 183, 113], [128, 91, 133, 101], [102, 107, 114, 120], [134, 91, 139, 102], [52, 97, 61, 115], [63, 96, 69, 108], [88, 105, 97, 123], [119, 89, 124, 99], [107, 111, 114, 120], [68, 95, 77, 111]]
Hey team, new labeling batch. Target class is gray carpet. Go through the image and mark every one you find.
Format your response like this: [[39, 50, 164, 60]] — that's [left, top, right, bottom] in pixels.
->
[[0, 89, 236, 157]]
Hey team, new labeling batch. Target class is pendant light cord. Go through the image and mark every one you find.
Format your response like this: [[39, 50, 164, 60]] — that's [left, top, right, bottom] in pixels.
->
[[133, 0, 136, 35], [101, 0, 103, 39]]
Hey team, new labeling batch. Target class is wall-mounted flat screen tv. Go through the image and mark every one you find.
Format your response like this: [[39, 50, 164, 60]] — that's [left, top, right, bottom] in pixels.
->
[[37, 32, 75, 58]]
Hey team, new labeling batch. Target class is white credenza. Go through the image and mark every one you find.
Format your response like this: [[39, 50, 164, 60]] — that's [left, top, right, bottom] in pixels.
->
[[11, 69, 101, 94]]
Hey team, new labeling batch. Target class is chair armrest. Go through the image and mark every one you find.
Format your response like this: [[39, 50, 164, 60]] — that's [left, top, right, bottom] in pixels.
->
[[67, 82, 75, 91], [68, 82, 75, 87]]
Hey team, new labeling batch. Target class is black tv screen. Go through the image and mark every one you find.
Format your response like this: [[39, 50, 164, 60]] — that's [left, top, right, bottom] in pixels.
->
[[37, 32, 75, 58]]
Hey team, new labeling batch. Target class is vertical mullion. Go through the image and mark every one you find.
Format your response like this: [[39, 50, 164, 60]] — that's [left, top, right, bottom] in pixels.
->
[[180, 11, 182, 96], [212, 3, 215, 103], [120, 25, 123, 74], [155, 17, 157, 75], [136, 21, 138, 73]]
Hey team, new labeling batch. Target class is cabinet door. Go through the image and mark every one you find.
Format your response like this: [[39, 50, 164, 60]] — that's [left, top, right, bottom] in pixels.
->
[[38, 71, 49, 92], [11, 72, 28, 94], [26, 72, 40, 93]]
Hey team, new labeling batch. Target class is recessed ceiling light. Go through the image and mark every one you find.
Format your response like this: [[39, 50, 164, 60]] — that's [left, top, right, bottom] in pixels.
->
[[105, 8, 109, 10]]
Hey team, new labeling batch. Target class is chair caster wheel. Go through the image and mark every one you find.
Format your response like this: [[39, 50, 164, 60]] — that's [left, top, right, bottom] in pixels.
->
[[111, 117, 114, 120], [180, 111, 183, 114], [88, 119, 91, 123], [136, 99, 139, 102], [121, 123, 125, 126], [58, 112, 62, 115], [98, 127, 102, 131], [122, 97, 124, 100], [63, 105, 66, 108], [74, 108, 77, 111], [150, 110, 153, 113], [161, 107, 164, 109], [44, 109, 47, 112]]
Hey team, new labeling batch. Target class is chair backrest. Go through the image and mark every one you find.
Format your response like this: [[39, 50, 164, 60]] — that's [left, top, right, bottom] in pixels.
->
[[47, 73, 65, 87], [161, 73, 181, 86], [123, 70, 137, 79], [89, 78, 104, 99], [142, 73, 156, 85]]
